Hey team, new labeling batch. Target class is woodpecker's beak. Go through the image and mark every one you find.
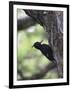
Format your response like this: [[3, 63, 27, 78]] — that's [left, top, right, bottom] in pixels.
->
[[40, 40, 43, 43]]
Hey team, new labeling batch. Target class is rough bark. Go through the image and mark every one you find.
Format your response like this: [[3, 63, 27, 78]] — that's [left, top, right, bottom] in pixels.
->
[[24, 10, 63, 78]]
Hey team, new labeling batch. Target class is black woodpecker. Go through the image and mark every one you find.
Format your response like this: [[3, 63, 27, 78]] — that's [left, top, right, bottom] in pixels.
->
[[32, 40, 60, 77], [32, 40, 56, 63]]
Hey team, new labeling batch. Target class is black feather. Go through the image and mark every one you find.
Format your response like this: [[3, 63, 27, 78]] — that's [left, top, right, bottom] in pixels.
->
[[33, 41, 55, 62]]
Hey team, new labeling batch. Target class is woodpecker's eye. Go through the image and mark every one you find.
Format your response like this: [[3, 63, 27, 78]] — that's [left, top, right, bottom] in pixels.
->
[[33, 42, 41, 49], [34, 42, 40, 46]]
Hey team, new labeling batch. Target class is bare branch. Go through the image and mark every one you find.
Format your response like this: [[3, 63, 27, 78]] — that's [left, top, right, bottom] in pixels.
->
[[17, 17, 36, 30]]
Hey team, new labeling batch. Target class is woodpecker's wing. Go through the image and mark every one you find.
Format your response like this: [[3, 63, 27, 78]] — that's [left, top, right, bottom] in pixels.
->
[[42, 44, 53, 56], [42, 44, 55, 61], [42, 44, 53, 52]]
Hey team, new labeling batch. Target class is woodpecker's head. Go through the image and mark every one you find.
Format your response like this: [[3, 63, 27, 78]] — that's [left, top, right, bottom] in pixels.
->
[[32, 40, 43, 49]]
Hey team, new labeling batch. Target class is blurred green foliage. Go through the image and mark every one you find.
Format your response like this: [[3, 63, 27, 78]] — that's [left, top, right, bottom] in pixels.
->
[[17, 24, 58, 80]]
